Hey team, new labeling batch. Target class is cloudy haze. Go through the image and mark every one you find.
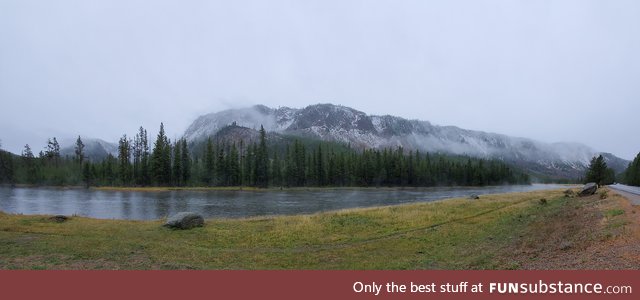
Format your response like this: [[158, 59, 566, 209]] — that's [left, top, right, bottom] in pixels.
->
[[1, 0, 639, 159]]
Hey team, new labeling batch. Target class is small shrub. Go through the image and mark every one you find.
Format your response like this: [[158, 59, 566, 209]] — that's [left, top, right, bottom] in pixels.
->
[[563, 189, 575, 198], [599, 190, 608, 199]]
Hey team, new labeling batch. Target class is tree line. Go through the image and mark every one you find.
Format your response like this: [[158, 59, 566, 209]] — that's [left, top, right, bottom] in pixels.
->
[[0, 123, 530, 187], [621, 152, 640, 186], [583, 153, 640, 187]]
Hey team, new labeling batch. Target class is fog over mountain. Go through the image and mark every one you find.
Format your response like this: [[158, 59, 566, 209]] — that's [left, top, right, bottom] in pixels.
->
[[1, 1, 639, 161], [59, 138, 118, 162], [184, 104, 629, 179]]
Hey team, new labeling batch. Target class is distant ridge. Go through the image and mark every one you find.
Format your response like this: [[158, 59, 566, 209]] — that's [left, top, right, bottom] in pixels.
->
[[183, 103, 629, 179], [60, 138, 118, 162]]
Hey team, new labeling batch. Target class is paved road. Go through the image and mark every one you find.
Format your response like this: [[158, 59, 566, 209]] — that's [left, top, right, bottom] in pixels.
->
[[608, 183, 640, 205]]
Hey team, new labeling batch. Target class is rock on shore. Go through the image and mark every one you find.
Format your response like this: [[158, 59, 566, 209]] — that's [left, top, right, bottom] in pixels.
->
[[163, 212, 204, 229], [578, 183, 598, 197]]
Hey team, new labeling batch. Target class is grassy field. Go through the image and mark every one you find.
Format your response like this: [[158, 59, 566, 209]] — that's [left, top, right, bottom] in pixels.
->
[[0, 188, 635, 270]]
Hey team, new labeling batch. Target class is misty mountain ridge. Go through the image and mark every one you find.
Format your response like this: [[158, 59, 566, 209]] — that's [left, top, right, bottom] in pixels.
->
[[184, 103, 629, 179], [59, 138, 118, 162]]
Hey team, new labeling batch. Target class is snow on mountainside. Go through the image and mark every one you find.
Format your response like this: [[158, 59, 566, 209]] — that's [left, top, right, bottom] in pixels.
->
[[184, 105, 296, 141], [183, 103, 629, 179]]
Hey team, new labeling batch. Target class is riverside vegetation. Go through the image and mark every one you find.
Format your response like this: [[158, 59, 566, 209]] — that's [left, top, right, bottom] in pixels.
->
[[1, 187, 637, 270]]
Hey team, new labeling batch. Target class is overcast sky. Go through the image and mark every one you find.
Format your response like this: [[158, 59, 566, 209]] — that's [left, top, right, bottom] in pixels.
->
[[1, 0, 639, 159]]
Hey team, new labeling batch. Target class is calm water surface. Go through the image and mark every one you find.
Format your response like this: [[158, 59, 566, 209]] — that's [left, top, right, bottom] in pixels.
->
[[0, 184, 566, 220]]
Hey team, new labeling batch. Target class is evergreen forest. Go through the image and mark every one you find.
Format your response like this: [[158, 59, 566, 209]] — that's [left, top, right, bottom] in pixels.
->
[[0, 124, 531, 188]]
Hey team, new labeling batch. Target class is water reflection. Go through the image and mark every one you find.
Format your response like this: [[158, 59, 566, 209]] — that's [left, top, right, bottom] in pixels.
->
[[0, 184, 566, 220]]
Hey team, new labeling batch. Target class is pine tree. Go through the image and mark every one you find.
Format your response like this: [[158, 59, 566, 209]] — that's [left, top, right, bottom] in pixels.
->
[[284, 143, 293, 187], [180, 139, 190, 185], [151, 123, 172, 185], [82, 162, 93, 187], [21, 144, 39, 184], [585, 155, 612, 186], [172, 140, 183, 186], [133, 127, 143, 185], [271, 152, 282, 187], [45, 137, 61, 165], [254, 125, 269, 188], [140, 127, 150, 185], [406, 151, 415, 186], [74, 136, 85, 164], [22, 144, 34, 159], [204, 138, 215, 185], [239, 140, 246, 185], [131, 126, 151, 186], [228, 143, 240, 186], [0, 148, 14, 184], [216, 145, 227, 186], [118, 134, 132, 185], [316, 144, 325, 186], [623, 152, 640, 186], [102, 154, 116, 186], [295, 140, 306, 186]]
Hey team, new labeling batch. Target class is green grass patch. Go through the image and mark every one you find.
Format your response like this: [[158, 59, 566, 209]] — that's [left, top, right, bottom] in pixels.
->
[[606, 209, 625, 218], [0, 189, 574, 270]]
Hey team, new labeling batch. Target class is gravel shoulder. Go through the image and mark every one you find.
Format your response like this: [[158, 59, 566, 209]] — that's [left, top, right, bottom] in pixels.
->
[[609, 185, 640, 205]]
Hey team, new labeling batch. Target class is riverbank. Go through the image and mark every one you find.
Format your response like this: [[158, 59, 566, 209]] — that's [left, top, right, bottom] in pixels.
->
[[1, 184, 567, 220], [0, 187, 637, 269]]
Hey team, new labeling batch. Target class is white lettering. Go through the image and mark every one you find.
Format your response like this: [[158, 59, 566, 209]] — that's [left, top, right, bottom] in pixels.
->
[[352, 282, 382, 296]]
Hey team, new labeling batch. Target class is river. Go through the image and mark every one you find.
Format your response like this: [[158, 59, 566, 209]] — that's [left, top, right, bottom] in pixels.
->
[[0, 184, 566, 220]]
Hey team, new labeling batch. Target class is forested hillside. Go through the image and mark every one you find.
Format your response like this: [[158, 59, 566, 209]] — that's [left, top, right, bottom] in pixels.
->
[[0, 123, 529, 188]]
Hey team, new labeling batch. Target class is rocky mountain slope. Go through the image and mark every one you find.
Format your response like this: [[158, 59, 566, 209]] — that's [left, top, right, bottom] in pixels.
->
[[184, 103, 628, 179]]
